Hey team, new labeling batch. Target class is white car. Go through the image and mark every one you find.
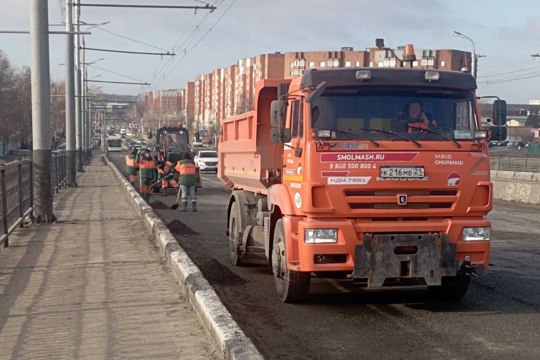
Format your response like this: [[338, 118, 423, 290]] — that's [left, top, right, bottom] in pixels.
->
[[194, 150, 218, 173]]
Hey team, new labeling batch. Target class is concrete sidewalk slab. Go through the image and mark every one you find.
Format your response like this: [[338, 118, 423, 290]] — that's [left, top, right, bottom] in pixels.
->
[[0, 158, 219, 359], [106, 157, 263, 360]]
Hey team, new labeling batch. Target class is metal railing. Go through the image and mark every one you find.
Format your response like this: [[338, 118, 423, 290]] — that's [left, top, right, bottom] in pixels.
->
[[1, 150, 68, 247], [51, 150, 67, 192], [491, 154, 540, 173], [0, 159, 33, 248]]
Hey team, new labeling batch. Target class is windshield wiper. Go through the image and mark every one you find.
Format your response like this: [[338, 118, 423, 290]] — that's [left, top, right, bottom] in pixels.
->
[[316, 128, 425, 148], [352, 128, 422, 148], [370, 129, 422, 148], [316, 129, 381, 147], [416, 128, 462, 148]]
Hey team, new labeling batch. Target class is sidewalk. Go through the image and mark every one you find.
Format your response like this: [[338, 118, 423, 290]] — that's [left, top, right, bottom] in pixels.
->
[[0, 157, 219, 359]]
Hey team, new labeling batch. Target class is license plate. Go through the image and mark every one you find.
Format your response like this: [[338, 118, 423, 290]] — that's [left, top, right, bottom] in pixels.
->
[[380, 166, 424, 179]]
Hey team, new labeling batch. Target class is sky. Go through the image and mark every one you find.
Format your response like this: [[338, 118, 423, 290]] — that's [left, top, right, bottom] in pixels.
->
[[1, 0, 540, 104]]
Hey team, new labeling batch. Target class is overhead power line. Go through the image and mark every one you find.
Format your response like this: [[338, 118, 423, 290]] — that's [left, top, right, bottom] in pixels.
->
[[154, 0, 236, 87], [94, 26, 170, 52], [478, 71, 540, 85], [479, 64, 540, 79], [88, 64, 148, 83], [76, 3, 216, 11], [85, 79, 150, 86], [82, 46, 175, 56], [146, 9, 215, 84]]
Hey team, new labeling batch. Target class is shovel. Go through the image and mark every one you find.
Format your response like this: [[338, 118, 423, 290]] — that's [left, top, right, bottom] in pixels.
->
[[170, 186, 182, 209], [150, 173, 172, 188]]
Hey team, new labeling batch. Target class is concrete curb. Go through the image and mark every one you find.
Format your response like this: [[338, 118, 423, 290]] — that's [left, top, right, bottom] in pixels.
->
[[104, 156, 264, 360], [492, 172, 540, 204]]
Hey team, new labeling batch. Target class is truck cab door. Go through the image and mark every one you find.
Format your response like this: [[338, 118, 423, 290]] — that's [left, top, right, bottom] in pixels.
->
[[283, 99, 305, 186]]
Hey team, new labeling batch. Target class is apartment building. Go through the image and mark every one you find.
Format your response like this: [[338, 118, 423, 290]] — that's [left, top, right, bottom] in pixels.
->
[[182, 82, 195, 132], [223, 65, 237, 120]]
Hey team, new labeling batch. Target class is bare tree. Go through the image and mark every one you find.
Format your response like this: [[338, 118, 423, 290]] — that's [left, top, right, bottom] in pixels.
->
[[13, 67, 32, 149], [0, 51, 18, 155], [50, 81, 66, 141]]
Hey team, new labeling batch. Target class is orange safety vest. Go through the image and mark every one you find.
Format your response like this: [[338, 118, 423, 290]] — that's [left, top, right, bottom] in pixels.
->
[[125, 155, 138, 168], [139, 158, 156, 169], [179, 162, 196, 175], [175, 161, 196, 175]]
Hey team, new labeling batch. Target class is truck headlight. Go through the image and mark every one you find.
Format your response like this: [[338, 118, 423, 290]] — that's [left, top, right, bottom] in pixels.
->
[[305, 229, 338, 243], [462, 227, 491, 241]]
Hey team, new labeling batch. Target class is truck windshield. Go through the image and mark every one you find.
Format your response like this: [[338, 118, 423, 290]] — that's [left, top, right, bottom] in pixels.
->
[[310, 87, 477, 141], [160, 131, 189, 149]]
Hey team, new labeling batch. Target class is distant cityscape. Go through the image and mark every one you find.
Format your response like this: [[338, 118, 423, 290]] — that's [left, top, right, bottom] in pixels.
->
[[99, 43, 539, 147], [138, 44, 473, 142]]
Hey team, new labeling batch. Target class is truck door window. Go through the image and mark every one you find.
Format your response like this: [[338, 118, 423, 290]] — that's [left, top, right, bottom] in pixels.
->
[[454, 100, 475, 139], [291, 100, 304, 138]]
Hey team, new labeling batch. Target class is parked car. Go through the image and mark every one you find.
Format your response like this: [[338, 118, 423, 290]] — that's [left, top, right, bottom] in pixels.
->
[[192, 140, 203, 147], [193, 150, 218, 173]]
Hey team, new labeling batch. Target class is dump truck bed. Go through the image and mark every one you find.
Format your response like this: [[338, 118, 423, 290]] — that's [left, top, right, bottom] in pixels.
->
[[218, 79, 288, 194]]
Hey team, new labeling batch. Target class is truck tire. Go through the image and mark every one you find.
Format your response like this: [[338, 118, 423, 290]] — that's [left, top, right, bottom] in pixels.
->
[[271, 219, 310, 303], [428, 274, 471, 301], [228, 201, 245, 266]]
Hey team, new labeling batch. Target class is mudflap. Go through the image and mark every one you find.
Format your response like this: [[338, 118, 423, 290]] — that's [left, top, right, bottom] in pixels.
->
[[354, 233, 458, 288]]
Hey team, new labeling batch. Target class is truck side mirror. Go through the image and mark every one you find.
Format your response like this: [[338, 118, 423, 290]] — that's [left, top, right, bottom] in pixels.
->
[[271, 99, 287, 127], [493, 100, 507, 126], [270, 128, 291, 144]]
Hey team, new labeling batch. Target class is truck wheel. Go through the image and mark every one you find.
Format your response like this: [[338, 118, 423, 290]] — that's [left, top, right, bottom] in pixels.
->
[[228, 202, 244, 266], [428, 274, 471, 301], [271, 219, 310, 303]]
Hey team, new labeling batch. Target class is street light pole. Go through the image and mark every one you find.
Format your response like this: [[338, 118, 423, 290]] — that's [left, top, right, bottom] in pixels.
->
[[74, 0, 83, 172], [454, 31, 477, 79], [65, 0, 77, 186], [29, 0, 54, 222]]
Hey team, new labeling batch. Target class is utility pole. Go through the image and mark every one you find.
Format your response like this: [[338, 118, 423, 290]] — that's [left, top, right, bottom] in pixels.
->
[[81, 39, 88, 164], [65, 0, 77, 186], [74, 0, 83, 172], [85, 73, 91, 160], [101, 109, 107, 154], [29, 0, 54, 223]]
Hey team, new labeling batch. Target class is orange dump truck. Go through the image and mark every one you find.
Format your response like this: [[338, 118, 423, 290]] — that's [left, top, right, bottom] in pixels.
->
[[218, 67, 505, 302]]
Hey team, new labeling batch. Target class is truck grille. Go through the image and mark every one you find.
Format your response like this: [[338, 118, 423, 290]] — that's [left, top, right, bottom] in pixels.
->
[[344, 189, 457, 210]]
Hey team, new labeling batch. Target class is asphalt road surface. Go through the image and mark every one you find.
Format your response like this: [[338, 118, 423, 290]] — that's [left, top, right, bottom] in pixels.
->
[[110, 151, 540, 360]]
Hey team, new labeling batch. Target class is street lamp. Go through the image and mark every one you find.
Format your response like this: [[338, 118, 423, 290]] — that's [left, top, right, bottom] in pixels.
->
[[453, 31, 477, 79]]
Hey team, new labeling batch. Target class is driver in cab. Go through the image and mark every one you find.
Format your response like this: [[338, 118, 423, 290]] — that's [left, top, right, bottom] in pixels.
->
[[406, 102, 438, 133]]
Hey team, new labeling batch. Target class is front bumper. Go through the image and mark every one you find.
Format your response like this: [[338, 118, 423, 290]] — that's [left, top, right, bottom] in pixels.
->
[[198, 162, 217, 171], [354, 233, 456, 287], [290, 218, 490, 280]]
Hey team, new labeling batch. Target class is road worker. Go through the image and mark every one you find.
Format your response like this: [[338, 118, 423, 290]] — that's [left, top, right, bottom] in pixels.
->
[[175, 152, 197, 212], [137, 148, 157, 200], [125, 149, 139, 186], [157, 160, 178, 196]]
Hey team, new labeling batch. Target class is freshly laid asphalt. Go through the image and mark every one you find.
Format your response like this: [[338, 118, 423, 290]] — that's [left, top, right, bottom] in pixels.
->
[[0, 154, 261, 360]]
